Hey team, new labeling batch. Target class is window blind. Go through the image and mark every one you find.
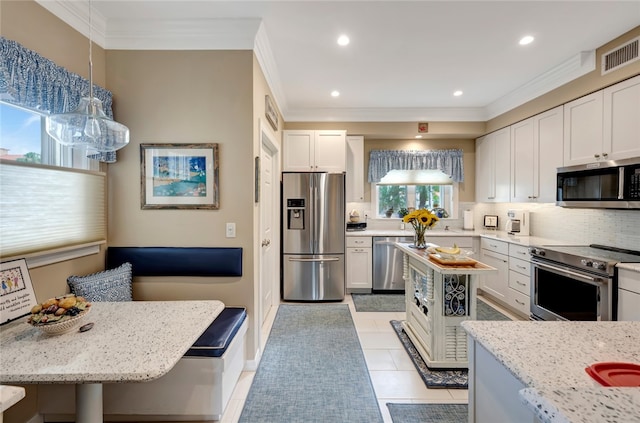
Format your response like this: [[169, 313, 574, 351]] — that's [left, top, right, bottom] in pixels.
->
[[0, 161, 106, 257]]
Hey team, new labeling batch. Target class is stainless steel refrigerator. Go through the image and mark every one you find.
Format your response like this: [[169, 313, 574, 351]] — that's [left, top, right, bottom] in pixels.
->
[[281, 172, 345, 301]]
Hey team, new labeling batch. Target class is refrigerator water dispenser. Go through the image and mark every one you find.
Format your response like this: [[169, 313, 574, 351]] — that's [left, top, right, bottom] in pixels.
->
[[286, 199, 306, 230]]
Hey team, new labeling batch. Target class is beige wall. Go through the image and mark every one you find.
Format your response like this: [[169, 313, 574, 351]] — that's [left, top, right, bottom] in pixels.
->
[[105, 49, 259, 358], [1, 2, 107, 422]]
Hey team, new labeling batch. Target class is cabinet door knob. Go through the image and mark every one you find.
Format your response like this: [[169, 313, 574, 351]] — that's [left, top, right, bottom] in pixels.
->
[[594, 154, 600, 159], [602, 152, 608, 158]]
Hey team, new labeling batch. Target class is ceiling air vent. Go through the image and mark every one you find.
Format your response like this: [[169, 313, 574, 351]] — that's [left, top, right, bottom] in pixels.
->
[[601, 37, 639, 75]]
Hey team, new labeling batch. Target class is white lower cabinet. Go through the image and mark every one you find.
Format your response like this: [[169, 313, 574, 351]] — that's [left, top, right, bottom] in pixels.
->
[[506, 244, 531, 317], [617, 268, 640, 321], [346, 236, 372, 292], [479, 238, 509, 302]]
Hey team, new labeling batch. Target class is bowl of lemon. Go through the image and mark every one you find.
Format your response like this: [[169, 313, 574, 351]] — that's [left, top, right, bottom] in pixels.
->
[[27, 294, 91, 335]]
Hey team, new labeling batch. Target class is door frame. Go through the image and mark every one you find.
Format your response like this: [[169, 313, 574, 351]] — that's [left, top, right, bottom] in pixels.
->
[[258, 119, 280, 324]]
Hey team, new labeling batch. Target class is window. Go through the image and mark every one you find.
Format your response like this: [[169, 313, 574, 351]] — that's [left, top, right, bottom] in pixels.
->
[[0, 102, 98, 171], [372, 170, 457, 218]]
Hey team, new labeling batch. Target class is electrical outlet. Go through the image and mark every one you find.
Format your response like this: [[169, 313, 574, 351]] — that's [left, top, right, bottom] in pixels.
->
[[226, 222, 236, 238]]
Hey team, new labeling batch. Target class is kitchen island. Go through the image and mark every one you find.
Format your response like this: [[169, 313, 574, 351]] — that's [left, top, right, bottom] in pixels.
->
[[395, 242, 496, 369], [461, 320, 640, 423]]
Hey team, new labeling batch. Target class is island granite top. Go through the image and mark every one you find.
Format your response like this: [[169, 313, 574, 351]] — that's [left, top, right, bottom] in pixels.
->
[[461, 320, 640, 423]]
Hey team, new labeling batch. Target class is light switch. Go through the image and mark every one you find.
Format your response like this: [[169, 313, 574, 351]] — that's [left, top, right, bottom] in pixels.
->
[[226, 223, 236, 238]]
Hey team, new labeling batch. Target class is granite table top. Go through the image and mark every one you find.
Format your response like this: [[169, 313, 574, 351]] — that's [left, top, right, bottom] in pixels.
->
[[0, 300, 224, 384], [461, 320, 640, 423], [0, 385, 25, 413]]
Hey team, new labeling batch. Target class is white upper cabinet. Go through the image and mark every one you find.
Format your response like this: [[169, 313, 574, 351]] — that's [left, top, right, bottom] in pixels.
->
[[603, 75, 640, 161], [511, 106, 563, 202], [283, 130, 346, 173], [563, 91, 604, 166], [346, 135, 365, 201], [476, 127, 510, 202], [564, 75, 640, 166]]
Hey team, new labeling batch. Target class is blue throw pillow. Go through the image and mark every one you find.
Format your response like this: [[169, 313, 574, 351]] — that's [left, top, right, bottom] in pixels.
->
[[67, 262, 133, 302]]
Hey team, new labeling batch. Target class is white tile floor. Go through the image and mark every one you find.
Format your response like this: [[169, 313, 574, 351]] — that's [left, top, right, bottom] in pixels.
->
[[220, 294, 516, 423]]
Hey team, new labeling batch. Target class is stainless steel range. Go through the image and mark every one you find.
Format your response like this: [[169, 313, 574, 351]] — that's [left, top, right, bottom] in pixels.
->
[[529, 244, 640, 321]]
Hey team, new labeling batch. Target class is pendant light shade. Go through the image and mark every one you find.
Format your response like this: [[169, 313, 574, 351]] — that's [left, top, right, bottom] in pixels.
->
[[45, 0, 129, 153], [46, 96, 129, 151]]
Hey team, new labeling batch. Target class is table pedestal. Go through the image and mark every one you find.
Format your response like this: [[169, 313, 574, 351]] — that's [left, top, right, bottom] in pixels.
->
[[76, 384, 103, 423]]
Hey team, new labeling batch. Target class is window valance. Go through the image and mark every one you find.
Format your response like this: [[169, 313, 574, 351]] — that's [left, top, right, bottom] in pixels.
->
[[0, 37, 116, 163], [368, 149, 464, 183]]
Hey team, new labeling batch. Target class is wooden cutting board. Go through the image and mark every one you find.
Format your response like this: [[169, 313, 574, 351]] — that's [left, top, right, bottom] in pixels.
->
[[428, 253, 478, 267]]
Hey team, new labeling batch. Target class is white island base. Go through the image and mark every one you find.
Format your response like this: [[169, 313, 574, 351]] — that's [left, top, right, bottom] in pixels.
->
[[396, 243, 496, 369]]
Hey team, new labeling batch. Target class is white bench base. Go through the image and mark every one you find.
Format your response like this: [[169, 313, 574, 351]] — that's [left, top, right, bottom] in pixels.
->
[[39, 319, 247, 422]]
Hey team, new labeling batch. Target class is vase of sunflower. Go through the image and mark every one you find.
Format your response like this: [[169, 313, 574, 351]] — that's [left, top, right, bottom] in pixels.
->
[[402, 208, 439, 249]]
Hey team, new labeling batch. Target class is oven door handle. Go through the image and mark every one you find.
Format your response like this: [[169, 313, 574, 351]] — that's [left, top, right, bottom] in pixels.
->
[[533, 261, 607, 285]]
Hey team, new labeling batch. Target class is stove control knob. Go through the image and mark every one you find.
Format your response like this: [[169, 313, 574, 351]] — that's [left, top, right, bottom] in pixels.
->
[[581, 259, 593, 267], [593, 262, 606, 270]]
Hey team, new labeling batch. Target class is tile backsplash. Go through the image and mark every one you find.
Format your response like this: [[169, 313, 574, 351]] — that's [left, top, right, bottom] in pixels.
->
[[347, 201, 640, 251], [472, 202, 640, 250]]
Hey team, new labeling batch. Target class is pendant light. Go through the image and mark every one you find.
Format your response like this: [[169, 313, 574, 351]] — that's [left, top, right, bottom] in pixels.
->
[[46, 0, 129, 152]]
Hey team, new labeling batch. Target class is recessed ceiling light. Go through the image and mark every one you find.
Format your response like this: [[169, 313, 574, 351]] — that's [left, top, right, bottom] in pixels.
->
[[519, 35, 534, 46], [331, 90, 340, 97], [415, 135, 423, 139], [337, 35, 350, 46], [453, 90, 463, 97]]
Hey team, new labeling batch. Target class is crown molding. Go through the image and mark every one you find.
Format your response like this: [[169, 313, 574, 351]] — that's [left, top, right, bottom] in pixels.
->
[[105, 18, 261, 50], [254, 22, 287, 116], [35, 0, 107, 47], [283, 107, 489, 122], [485, 50, 596, 120]]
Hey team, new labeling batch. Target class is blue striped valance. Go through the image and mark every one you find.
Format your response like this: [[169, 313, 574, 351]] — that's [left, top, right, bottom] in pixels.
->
[[368, 149, 464, 183], [0, 37, 116, 163]]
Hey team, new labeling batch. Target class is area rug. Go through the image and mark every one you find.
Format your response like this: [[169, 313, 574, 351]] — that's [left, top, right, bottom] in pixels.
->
[[352, 293, 405, 312], [390, 301, 512, 389], [238, 304, 383, 423], [387, 403, 468, 423]]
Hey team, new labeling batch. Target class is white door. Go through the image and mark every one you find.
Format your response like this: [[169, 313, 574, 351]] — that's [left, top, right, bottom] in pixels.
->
[[260, 125, 279, 325]]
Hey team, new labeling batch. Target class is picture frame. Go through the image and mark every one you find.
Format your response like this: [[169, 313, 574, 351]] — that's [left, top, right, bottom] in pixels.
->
[[1, 259, 38, 325], [141, 143, 219, 210], [265, 95, 279, 131], [483, 215, 499, 229]]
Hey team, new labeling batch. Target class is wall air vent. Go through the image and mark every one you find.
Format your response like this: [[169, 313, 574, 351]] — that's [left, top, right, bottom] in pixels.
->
[[601, 37, 639, 75]]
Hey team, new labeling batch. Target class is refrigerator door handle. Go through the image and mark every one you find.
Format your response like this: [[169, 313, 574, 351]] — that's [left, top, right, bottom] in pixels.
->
[[287, 257, 341, 262]]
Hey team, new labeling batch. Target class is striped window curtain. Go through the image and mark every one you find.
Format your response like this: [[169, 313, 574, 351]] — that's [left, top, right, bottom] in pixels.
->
[[0, 37, 116, 163], [368, 149, 464, 183]]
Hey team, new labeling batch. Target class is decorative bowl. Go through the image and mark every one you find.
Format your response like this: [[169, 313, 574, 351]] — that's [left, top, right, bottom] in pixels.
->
[[30, 308, 91, 336]]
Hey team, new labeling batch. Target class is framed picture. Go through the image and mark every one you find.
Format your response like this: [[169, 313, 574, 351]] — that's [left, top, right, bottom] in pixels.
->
[[483, 215, 499, 229], [1, 259, 38, 325], [141, 143, 219, 209], [265, 95, 279, 131]]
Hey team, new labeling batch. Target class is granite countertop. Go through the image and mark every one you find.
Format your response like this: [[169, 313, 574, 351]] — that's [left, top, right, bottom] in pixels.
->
[[461, 320, 640, 423], [346, 227, 566, 248], [0, 300, 224, 384], [618, 263, 640, 273], [0, 385, 25, 413]]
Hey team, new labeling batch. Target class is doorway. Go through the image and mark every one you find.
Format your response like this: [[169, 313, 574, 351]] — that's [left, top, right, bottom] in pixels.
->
[[259, 121, 280, 325]]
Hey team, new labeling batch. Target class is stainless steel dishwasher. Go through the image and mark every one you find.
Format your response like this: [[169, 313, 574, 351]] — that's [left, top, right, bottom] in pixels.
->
[[373, 236, 413, 292]]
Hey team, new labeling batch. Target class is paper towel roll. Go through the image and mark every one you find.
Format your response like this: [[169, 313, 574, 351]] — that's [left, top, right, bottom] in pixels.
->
[[463, 209, 474, 230]]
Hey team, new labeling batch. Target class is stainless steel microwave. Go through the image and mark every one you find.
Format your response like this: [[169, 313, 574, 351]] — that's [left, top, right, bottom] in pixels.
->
[[556, 157, 640, 209]]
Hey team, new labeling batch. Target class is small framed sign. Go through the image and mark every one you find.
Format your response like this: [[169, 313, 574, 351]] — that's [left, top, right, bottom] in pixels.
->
[[483, 215, 499, 229], [1, 259, 38, 325]]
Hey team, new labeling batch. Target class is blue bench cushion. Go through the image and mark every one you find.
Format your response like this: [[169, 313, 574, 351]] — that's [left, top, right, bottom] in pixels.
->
[[106, 247, 243, 277], [186, 307, 247, 358]]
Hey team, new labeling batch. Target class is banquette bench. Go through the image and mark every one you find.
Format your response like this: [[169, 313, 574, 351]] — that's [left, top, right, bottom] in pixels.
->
[[38, 247, 246, 422]]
